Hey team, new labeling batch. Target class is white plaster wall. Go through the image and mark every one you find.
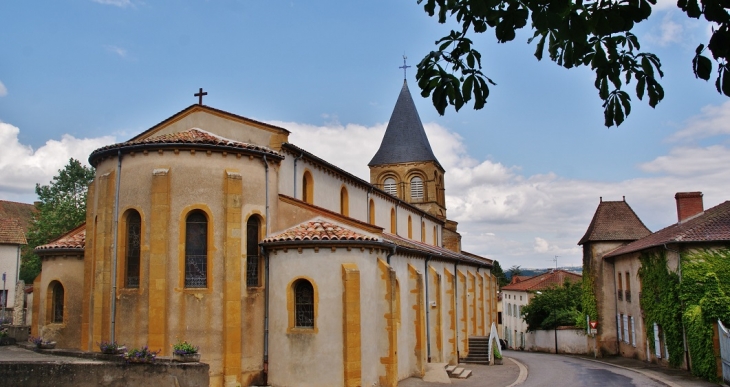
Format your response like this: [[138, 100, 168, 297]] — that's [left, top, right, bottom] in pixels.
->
[[613, 253, 645, 360], [525, 329, 589, 354], [0, 244, 20, 309]]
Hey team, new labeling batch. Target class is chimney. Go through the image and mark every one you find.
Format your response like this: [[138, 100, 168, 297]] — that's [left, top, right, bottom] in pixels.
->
[[675, 192, 703, 222]]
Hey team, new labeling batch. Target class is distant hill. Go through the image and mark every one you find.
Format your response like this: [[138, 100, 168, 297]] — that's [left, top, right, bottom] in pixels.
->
[[505, 267, 582, 281]]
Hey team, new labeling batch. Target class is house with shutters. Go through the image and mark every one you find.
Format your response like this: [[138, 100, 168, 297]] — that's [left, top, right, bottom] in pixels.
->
[[580, 192, 730, 369], [0, 200, 36, 318]]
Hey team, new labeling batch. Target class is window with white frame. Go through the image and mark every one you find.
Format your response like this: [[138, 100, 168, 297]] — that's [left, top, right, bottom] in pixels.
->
[[410, 177, 423, 200], [384, 178, 397, 196]]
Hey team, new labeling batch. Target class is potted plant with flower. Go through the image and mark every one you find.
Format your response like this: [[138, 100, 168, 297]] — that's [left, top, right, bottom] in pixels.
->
[[172, 340, 200, 362], [492, 340, 503, 365], [98, 340, 126, 355], [30, 336, 56, 349], [124, 346, 160, 363]]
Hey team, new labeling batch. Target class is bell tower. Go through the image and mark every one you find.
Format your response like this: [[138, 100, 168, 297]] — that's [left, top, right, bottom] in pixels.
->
[[368, 79, 447, 220]]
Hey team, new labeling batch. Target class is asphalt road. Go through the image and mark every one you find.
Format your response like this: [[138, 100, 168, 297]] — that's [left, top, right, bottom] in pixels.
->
[[507, 351, 667, 387]]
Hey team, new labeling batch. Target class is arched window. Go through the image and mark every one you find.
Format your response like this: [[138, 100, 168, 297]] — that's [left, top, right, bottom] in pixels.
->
[[125, 210, 141, 288], [246, 217, 261, 288], [50, 281, 64, 323], [369, 199, 375, 224], [185, 211, 208, 288], [421, 221, 426, 242], [383, 177, 397, 197], [411, 176, 423, 200], [408, 216, 413, 239], [433, 226, 437, 246], [294, 279, 314, 328], [390, 208, 396, 234], [302, 171, 314, 204], [340, 186, 349, 216]]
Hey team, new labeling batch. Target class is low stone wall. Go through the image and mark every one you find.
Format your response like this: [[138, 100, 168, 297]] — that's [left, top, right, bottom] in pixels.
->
[[525, 327, 590, 354], [0, 361, 209, 387]]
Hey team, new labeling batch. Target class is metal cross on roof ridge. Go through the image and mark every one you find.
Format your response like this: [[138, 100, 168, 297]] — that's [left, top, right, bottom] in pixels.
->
[[399, 55, 411, 80], [194, 88, 208, 105]]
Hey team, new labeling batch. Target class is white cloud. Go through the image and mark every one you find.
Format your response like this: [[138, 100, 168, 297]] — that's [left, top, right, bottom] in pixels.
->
[[649, 13, 684, 46], [104, 45, 128, 58], [668, 100, 730, 141], [0, 81, 7, 97], [92, 0, 133, 7], [0, 121, 115, 202]]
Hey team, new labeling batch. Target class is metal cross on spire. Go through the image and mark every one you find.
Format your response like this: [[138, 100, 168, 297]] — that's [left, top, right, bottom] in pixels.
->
[[194, 88, 208, 105], [399, 55, 411, 80]]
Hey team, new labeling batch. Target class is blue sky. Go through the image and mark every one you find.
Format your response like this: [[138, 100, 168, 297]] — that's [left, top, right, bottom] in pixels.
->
[[2, 0, 729, 269]]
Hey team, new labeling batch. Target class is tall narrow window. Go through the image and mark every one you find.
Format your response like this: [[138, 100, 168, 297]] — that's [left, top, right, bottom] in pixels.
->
[[294, 279, 314, 328], [246, 217, 261, 288], [617, 272, 623, 301], [408, 216, 413, 239], [51, 281, 64, 323], [340, 187, 349, 216], [433, 226, 437, 246], [384, 177, 397, 197], [410, 176, 423, 200], [185, 211, 208, 288], [625, 272, 631, 302], [390, 208, 396, 234], [302, 170, 314, 204], [369, 199, 375, 224], [421, 221, 426, 242], [125, 210, 141, 288]]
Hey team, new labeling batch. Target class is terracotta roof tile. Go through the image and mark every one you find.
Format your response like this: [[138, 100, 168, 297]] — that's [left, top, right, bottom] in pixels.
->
[[501, 269, 582, 292], [35, 224, 85, 252], [90, 128, 281, 163], [264, 219, 379, 243], [578, 200, 651, 245], [0, 200, 36, 232], [0, 218, 27, 244], [606, 200, 730, 257]]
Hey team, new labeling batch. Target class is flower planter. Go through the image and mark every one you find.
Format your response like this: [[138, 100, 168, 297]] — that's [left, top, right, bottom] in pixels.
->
[[101, 346, 127, 355], [173, 353, 201, 362]]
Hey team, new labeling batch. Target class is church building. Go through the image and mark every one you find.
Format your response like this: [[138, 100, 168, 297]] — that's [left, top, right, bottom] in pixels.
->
[[32, 80, 498, 387]]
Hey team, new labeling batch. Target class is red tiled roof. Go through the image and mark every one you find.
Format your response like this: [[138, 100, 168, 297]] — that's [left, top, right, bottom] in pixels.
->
[[0, 200, 36, 232], [90, 128, 281, 164], [35, 223, 85, 253], [501, 269, 582, 292], [264, 219, 379, 242], [606, 200, 730, 258], [0, 218, 27, 244], [578, 200, 651, 245]]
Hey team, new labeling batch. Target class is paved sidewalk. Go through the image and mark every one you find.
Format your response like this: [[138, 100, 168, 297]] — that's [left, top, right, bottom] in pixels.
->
[[572, 355, 720, 387], [399, 358, 522, 386], [0, 345, 103, 363]]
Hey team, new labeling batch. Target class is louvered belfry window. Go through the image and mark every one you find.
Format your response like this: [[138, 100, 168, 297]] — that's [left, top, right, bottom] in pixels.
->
[[295, 279, 314, 328], [411, 177, 423, 200], [246, 217, 260, 288], [185, 211, 208, 288], [126, 211, 141, 288], [384, 178, 397, 196]]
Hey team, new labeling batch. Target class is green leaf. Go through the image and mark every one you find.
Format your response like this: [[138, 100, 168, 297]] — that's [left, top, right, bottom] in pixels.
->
[[693, 54, 712, 81]]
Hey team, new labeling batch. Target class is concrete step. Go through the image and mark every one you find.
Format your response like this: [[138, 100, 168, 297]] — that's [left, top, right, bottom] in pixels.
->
[[457, 369, 472, 379], [444, 365, 456, 374], [450, 367, 464, 377]]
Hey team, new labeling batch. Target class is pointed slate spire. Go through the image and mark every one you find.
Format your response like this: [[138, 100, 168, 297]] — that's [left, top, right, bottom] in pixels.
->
[[368, 81, 441, 167]]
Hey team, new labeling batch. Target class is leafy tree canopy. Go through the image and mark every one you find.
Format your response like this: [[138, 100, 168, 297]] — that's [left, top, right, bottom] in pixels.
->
[[416, 0, 730, 127], [507, 265, 523, 279], [20, 158, 94, 282], [521, 280, 584, 331], [492, 260, 509, 287]]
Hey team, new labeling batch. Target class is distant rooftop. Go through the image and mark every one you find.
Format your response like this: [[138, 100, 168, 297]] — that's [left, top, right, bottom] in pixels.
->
[[501, 269, 582, 292], [578, 199, 651, 245]]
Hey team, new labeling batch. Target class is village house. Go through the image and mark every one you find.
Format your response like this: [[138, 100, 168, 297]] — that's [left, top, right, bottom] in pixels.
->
[[31, 80, 499, 387]]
